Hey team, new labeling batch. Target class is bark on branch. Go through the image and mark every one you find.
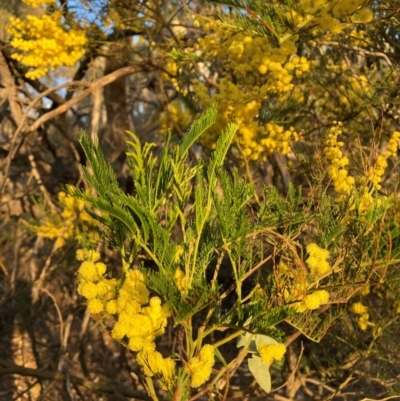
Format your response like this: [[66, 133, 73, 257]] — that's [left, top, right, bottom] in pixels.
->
[[0, 359, 152, 400], [27, 64, 150, 133]]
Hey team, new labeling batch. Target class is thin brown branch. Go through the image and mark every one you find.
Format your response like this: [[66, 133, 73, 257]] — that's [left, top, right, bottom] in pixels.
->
[[0, 51, 24, 125], [320, 41, 393, 69], [25, 78, 66, 106], [0, 360, 152, 401], [91, 87, 102, 141], [0, 64, 153, 197], [27, 65, 148, 133]]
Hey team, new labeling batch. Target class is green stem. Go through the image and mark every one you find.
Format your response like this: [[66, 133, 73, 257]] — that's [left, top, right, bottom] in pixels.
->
[[145, 377, 159, 401], [212, 329, 244, 349], [193, 324, 218, 348]]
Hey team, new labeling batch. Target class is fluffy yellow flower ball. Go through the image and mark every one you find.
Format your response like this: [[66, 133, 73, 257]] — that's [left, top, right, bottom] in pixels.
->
[[306, 243, 331, 276], [76, 249, 100, 262], [295, 290, 330, 312], [350, 302, 368, 315], [175, 268, 188, 294], [258, 343, 286, 366], [22, 0, 55, 6], [78, 261, 102, 282], [304, 290, 329, 310], [136, 347, 176, 389], [88, 298, 104, 314], [186, 344, 215, 388]]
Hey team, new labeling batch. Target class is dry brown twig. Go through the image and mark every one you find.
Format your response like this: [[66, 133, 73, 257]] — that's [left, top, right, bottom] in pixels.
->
[[0, 64, 154, 197], [0, 359, 152, 401], [27, 152, 58, 211]]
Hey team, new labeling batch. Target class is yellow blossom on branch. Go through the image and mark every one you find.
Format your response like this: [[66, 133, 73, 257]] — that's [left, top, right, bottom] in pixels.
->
[[186, 344, 215, 388], [193, 25, 301, 159], [357, 313, 372, 331], [258, 343, 286, 366], [350, 302, 368, 315], [306, 243, 331, 276], [294, 290, 330, 312], [367, 131, 400, 191], [22, 0, 55, 6], [29, 191, 99, 248], [7, 11, 87, 79], [323, 123, 355, 197], [136, 345, 175, 390], [76, 249, 100, 262], [175, 268, 188, 294]]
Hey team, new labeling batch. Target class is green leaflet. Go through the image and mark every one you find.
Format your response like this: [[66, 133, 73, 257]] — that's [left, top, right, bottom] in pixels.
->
[[237, 333, 279, 393]]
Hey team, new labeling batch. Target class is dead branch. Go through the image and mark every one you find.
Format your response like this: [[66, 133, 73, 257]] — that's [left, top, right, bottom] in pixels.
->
[[0, 359, 152, 401]]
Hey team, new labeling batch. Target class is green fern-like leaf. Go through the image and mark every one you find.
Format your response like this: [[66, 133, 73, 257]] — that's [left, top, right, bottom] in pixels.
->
[[178, 103, 218, 162], [207, 121, 239, 187]]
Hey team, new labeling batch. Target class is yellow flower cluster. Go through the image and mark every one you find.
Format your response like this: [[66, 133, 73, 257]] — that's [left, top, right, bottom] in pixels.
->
[[174, 268, 187, 295], [77, 252, 175, 389], [367, 131, 400, 191], [324, 126, 399, 212], [136, 343, 175, 388], [323, 123, 355, 197], [160, 100, 193, 133], [349, 29, 371, 47], [186, 344, 215, 388], [30, 191, 99, 248], [306, 243, 331, 276], [355, 8, 374, 23], [76, 250, 117, 314], [351, 130, 399, 211], [110, 271, 170, 352], [358, 285, 370, 296], [7, 11, 87, 79], [350, 302, 372, 330], [280, 248, 330, 313], [300, 0, 372, 34], [193, 24, 303, 159], [190, 0, 372, 159], [350, 302, 368, 315], [22, 0, 55, 6], [258, 343, 286, 366], [283, 273, 307, 304], [294, 290, 330, 313]]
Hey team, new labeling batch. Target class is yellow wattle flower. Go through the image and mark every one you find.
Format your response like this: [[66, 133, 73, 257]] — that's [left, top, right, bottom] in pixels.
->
[[88, 298, 104, 314], [7, 12, 87, 79], [136, 346, 175, 389], [294, 290, 330, 312], [258, 343, 286, 366], [78, 281, 98, 299], [22, 0, 55, 6], [306, 243, 332, 276], [76, 249, 100, 262], [357, 313, 371, 331], [175, 268, 188, 294], [186, 344, 215, 388], [78, 261, 102, 282], [350, 302, 368, 315]]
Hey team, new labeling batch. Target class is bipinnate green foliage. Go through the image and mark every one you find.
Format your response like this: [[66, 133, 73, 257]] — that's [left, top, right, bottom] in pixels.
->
[[68, 105, 400, 396], [206, 0, 327, 44]]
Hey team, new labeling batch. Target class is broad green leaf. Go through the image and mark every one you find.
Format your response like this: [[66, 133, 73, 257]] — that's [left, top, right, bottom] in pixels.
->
[[254, 334, 278, 348], [248, 355, 272, 393], [237, 332, 255, 352], [237, 333, 278, 354]]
